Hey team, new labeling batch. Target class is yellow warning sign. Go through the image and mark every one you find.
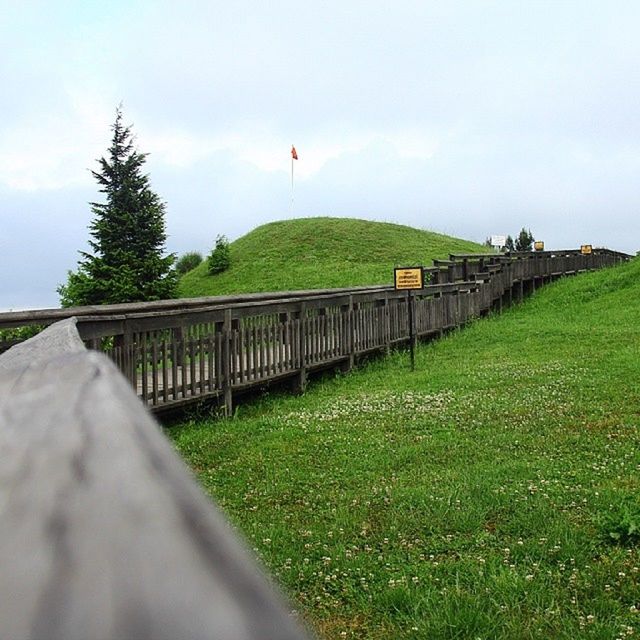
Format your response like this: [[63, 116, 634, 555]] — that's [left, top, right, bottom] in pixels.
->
[[581, 244, 592, 255], [394, 267, 424, 290]]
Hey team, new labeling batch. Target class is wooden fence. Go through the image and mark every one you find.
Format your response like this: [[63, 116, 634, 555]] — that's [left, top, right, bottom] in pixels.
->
[[0, 248, 630, 416], [0, 246, 630, 637], [0, 318, 309, 639]]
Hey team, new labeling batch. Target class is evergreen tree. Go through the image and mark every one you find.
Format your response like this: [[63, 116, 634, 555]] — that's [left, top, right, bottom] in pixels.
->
[[514, 228, 534, 252], [59, 108, 176, 306], [504, 235, 515, 252], [207, 235, 231, 275]]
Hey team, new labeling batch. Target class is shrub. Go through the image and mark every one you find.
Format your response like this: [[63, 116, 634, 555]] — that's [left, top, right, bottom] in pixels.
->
[[175, 251, 203, 276], [208, 235, 231, 275], [0, 325, 43, 352]]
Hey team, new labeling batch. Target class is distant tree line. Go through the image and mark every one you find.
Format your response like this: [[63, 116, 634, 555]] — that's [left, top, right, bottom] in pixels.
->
[[506, 228, 535, 252], [485, 228, 535, 252]]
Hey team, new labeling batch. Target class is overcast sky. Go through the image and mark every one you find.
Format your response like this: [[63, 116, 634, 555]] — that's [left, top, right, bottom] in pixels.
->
[[2, 1, 639, 310]]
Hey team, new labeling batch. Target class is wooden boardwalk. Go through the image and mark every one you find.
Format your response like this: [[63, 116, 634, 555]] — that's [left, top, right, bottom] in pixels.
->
[[0, 248, 630, 415]]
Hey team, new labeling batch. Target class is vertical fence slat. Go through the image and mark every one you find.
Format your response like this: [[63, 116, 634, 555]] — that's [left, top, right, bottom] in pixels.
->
[[151, 337, 159, 406], [162, 340, 169, 404]]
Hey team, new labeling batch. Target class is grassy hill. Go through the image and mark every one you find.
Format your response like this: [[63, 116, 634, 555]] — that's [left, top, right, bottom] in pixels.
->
[[171, 257, 640, 638], [178, 217, 487, 297]]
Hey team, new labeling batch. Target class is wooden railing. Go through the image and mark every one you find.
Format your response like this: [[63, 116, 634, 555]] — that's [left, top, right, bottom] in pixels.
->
[[0, 246, 631, 637], [0, 318, 309, 639], [0, 248, 630, 416]]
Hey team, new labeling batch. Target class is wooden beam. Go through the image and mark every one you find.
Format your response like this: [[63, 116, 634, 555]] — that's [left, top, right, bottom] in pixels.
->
[[0, 320, 308, 640]]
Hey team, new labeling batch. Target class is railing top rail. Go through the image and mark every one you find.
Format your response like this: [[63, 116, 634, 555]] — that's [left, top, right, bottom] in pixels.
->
[[0, 284, 391, 329], [451, 248, 633, 260], [55, 282, 483, 335], [448, 252, 501, 259]]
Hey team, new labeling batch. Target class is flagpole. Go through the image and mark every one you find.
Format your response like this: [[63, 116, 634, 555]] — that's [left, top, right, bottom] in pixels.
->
[[291, 146, 294, 212]]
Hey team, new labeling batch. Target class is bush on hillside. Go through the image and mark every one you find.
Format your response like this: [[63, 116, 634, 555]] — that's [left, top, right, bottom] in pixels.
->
[[176, 251, 203, 276], [208, 235, 231, 275]]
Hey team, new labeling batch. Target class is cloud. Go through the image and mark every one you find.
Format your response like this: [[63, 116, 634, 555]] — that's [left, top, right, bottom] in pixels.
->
[[2, 0, 640, 310]]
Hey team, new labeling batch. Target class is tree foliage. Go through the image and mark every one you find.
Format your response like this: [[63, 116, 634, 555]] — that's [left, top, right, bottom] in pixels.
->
[[176, 251, 203, 276], [207, 235, 231, 275], [515, 228, 535, 252], [504, 235, 515, 252], [59, 107, 176, 307]]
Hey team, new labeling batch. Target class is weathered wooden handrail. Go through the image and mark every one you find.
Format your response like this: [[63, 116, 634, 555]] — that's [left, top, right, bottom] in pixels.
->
[[1, 248, 631, 415], [0, 284, 391, 330], [0, 319, 308, 640]]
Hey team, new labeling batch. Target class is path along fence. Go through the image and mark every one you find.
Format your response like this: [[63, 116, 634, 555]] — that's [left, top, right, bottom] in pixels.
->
[[0, 248, 630, 416]]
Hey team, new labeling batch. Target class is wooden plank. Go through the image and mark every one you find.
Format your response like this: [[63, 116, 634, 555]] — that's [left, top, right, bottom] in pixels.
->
[[171, 340, 179, 400], [141, 332, 149, 401], [189, 338, 197, 396], [207, 333, 215, 392], [265, 323, 272, 377], [0, 321, 307, 640], [180, 334, 187, 399], [249, 325, 256, 380], [231, 330, 238, 385], [162, 340, 169, 403], [222, 309, 232, 415], [215, 330, 223, 390], [238, 328, 245, 383], [199, 335, 206, 393], [278, 323, 284, 373], [151, 337, 159, 405]]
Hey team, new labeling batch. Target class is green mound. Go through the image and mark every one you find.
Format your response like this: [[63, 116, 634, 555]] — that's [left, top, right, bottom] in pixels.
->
[[178, 217, 486, 297]]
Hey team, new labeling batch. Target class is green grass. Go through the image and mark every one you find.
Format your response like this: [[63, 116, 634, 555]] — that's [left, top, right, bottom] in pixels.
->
[[169, 257, 640, 639], [178, 217, 487, 297]]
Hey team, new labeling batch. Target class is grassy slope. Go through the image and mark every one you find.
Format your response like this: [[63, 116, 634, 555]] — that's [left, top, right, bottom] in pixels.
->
[[178, 217, 486, 297], [170, 258, 640, 639]]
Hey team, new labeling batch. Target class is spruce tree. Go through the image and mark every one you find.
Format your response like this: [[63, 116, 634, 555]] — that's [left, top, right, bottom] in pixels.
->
[[514, 228, 534, 252], [59, 108, 176, 306]]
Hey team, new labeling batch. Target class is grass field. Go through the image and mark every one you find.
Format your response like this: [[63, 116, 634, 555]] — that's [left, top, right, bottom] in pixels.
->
[[170, 257, 640, 639], [177, 217, 487, 298]]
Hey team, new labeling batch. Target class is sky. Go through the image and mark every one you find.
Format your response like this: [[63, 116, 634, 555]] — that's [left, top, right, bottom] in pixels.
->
[[2, 0, 639, 310]]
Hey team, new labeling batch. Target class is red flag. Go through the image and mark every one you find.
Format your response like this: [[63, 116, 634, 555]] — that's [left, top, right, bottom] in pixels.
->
[[291, 145, 298, 160]]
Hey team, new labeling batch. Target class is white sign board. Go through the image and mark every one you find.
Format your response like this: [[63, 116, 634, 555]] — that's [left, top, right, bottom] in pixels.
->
[[491, 235, 506, 247]]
